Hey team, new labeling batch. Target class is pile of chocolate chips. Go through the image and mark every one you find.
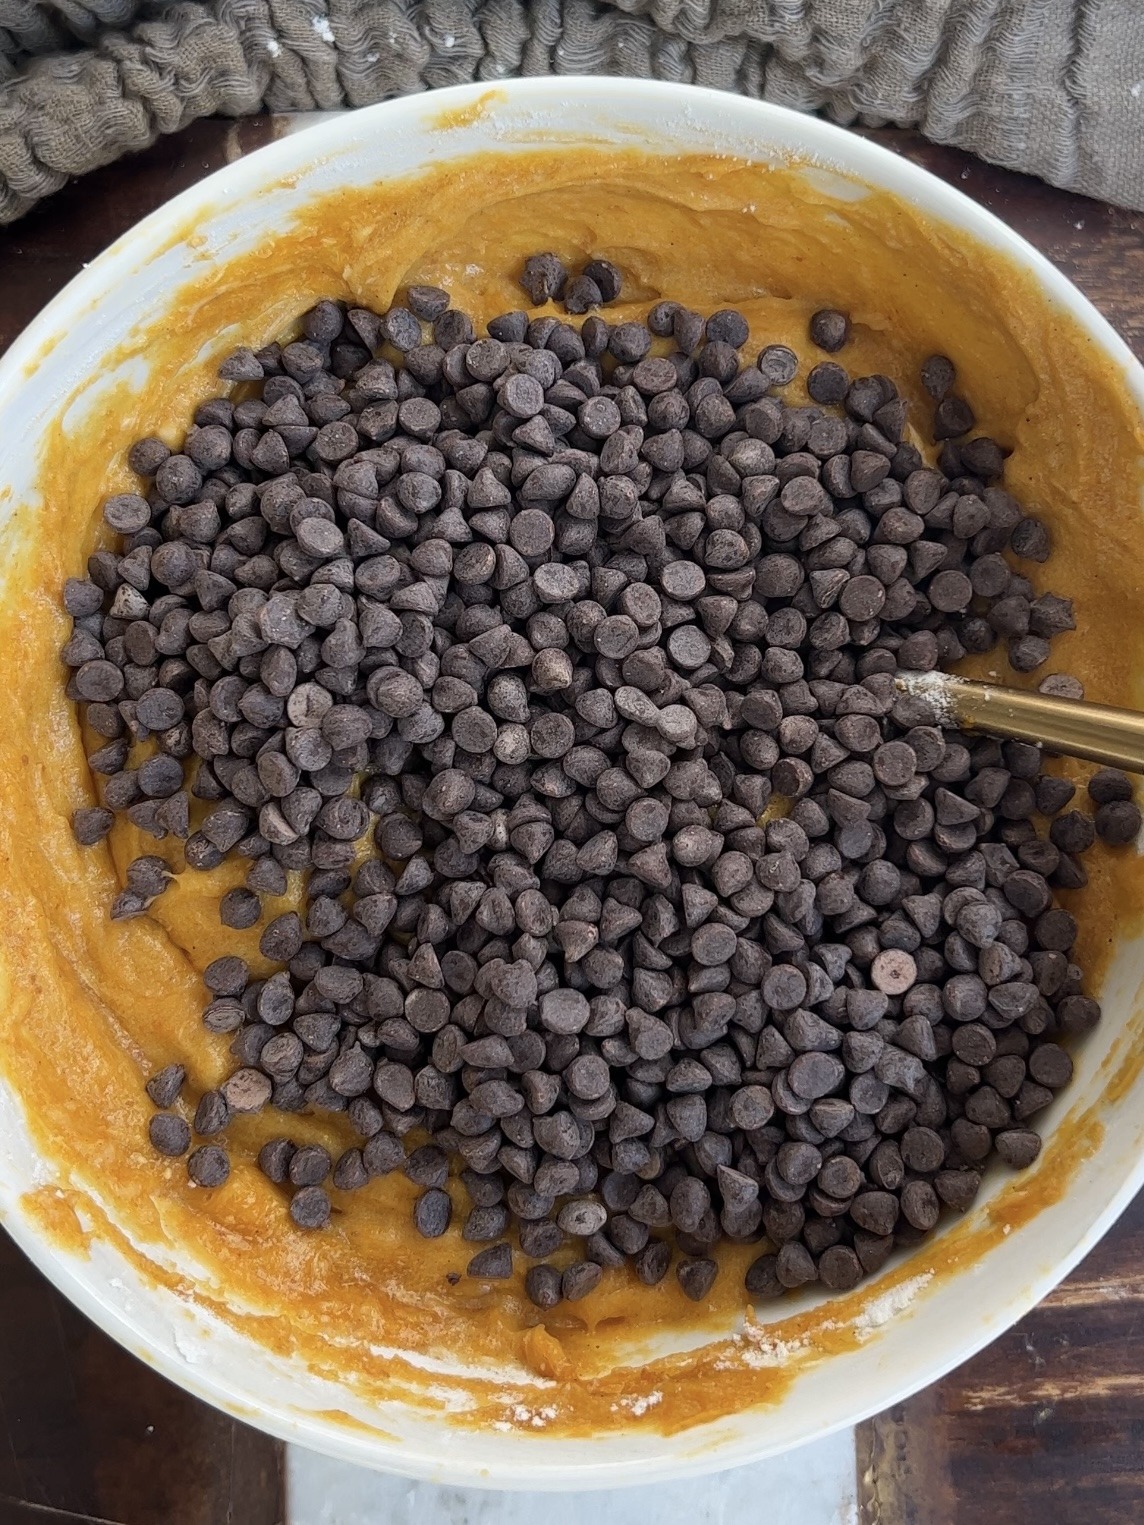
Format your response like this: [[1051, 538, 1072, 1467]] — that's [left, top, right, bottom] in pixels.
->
[[62, 252, 1140, 1310]]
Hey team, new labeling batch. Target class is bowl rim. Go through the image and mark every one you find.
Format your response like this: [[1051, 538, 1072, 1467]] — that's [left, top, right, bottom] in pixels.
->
[[2, 75, 1143, 1490]]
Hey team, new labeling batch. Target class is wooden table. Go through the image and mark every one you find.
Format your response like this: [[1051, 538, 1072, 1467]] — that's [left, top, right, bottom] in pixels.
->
[[1, 115, 1142, 1525]]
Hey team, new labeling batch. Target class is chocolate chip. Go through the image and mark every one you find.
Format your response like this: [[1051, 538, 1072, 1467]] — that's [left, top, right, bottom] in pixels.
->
[[562, 1259, 602, 1301], [676, 1256, 718, 1301], [706, 309, 748, 347], [994, 1128, 1042, 1168], [414, 1188, 452, 1237], [83, 279, 1096, 1306], [405, 1144, 449, 1188], [631, 1239, 669, 1285], [468, 1242, 513, 1278], [776, 1242, 817, 1287], [220, 888, 261, 929], [75, 659, 124, 702], [809, 309, 850, 352], [563, 276, 603, 314], [363, 1132, 404, 1176], [258, 1138, 295, 1183], [818, 1246, 862, 1290], [146, 1064, 186, 1108], [934, 395, 975, 439], [187, 1145, 230, 1187], [222, 1067, 272, 1113], [205, 951, 250, 1000], [540, 989, 590, 1034], [72, 806, 116, 845], [288, 1144, 331, 1186], [260, 912, 303, 961], [149, 1113, 191, 1156], [870, 949, 917, 995], [921, 354, 955, 400], [526, 1264, 563, 1308], [851, 1191, 899, 1236], [193, 1089, 230, 1135], [520, 1219, 563, 1258], [1096, 799, 1141, 845], [519, 253, 567, 305], [290, 1186, 332, 1229]]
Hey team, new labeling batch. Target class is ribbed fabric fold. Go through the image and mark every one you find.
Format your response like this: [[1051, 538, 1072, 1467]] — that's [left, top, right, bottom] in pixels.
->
[[0, 0, 1141, 222]]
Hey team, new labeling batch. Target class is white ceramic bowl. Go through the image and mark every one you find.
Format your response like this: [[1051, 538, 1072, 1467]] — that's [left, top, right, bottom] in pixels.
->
[[1, 78, 1143, 1490]]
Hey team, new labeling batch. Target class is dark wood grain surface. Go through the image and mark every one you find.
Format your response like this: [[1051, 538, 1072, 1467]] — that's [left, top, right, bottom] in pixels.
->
[[0, 118, 284, 1525], [857, 1192, 1144, 1524], [0, 113, 1140, 1525], [0, 1228, 284, 1524], [846, 130, 1144, 1525]]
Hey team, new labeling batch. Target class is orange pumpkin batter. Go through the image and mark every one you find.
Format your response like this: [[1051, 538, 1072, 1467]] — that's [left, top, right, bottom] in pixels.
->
[[1, 144, 1143, 1437]]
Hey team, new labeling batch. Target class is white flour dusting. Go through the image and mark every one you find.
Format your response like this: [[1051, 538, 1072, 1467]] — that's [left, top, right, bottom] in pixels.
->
[[613, 1390, 663, 1417], [895, 668, 960, 724], [852, 1273, 934, 1331], [509, 1403, 557, 1428]]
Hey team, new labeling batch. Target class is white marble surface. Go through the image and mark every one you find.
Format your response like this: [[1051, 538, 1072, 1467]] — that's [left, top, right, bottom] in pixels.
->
[[286, 1431, 859, 1524]]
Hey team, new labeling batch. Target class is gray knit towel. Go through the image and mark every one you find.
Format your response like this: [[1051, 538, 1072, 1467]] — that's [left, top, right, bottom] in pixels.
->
[[1, 0, 1142, 224]]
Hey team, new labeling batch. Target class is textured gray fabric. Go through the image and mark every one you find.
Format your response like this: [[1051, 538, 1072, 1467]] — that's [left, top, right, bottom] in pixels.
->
[[0, 0, 1141, 222]]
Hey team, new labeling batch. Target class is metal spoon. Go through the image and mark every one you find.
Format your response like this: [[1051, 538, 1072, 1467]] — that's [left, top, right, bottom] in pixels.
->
[[895, 671, 1144, 775]]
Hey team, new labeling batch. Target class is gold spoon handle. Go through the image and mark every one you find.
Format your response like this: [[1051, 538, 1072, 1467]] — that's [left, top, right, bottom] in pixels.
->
[[895, 672, 1144, 775]]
